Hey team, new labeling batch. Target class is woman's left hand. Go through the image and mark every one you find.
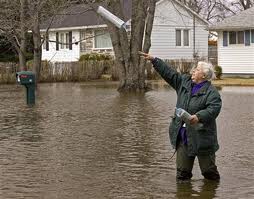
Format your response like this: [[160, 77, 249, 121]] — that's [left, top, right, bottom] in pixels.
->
[[189, 115, 199, 125]]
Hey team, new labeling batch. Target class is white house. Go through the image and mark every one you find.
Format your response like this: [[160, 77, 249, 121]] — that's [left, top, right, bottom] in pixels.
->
[[150, 0, 209, 60], [209, 7, 254, 75], [40, 0, 209, 62], [40, 2, 124, 62]]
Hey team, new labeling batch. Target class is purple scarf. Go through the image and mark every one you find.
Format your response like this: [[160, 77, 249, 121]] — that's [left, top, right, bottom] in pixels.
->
[[191, 81, 207, 95]]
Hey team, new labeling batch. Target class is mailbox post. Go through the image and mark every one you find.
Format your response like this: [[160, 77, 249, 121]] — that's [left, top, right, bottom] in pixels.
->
[[16, 71, 35, 106]]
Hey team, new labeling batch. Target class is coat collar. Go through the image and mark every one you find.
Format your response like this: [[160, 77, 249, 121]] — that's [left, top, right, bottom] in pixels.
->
[[182, 77, 211, 96]]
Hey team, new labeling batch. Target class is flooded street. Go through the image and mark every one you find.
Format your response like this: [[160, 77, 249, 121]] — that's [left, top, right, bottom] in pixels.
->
[[0, 82, 253, 199]]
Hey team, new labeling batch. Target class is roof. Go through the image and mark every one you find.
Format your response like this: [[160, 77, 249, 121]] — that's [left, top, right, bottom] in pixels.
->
[[41, 0, 208, 30], [40, 1, 131, 30], [209, 6, 254, 31], [157, 0, 209, 25]]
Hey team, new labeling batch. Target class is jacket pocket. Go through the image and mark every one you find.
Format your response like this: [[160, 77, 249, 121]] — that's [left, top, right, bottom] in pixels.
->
[[196, 129, 215, 154]]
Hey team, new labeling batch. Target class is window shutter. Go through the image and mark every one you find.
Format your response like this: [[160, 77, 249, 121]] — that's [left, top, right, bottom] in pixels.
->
[[46, 32, 49, 51], [245, 30, 250, 46], [56, 32, 59, 51], [223, 31, 228, 46], [251, 29, 254, 43], [69, 31, 72, 50]]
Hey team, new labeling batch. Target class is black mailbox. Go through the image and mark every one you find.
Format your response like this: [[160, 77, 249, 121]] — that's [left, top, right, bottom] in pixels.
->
[[16, 71, 35, 106]]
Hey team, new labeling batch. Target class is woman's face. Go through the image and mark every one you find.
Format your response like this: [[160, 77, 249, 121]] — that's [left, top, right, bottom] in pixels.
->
[[191, 65, 205, 83]]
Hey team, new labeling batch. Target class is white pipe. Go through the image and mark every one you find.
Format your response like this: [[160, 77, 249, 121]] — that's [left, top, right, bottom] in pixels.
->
[[97, 6, 126, 30]]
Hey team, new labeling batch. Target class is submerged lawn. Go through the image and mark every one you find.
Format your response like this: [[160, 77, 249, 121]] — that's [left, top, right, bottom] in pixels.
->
[[212, 77, 254, 86]]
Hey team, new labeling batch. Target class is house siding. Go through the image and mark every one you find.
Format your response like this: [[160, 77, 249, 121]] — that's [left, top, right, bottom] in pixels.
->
[[218, 31, 254, 74], [80, 29, 94, 51], [150, 0, 208, 60]]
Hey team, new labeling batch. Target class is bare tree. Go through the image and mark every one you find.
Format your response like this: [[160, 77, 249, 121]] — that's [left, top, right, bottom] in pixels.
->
[[26, 0, 67, 82], [19, 0, 28, 71], [84, 0, 156, 92], [0, 0, 71, 80], [0, 0, 28, 71], [178, 0, 253, 23], [106, 0, 156, 92]]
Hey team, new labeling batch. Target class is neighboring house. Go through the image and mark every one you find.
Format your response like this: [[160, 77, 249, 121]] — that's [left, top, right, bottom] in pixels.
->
[[209, 7, 254, 75], [40, 0, 209, 62], [150, 0, 209, 60]]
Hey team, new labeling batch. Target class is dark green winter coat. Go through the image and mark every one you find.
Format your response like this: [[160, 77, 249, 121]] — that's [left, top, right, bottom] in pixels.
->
[[152, 58, 222, 156]]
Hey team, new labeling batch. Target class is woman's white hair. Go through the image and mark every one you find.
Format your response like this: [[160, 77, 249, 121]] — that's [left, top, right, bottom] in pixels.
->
[[190, 61, 216, 81]]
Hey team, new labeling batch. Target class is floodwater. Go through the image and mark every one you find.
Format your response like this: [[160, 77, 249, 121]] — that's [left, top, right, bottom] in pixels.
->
[[0, 82, 253, 199]]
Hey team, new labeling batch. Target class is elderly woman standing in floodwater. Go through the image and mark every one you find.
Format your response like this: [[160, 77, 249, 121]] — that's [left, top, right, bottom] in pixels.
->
[[139, 52, 222, 181]]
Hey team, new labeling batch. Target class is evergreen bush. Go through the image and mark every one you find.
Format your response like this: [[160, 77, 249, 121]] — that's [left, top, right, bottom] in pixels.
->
[[79, 53, 113, 61], [214, 65, 222, 79]]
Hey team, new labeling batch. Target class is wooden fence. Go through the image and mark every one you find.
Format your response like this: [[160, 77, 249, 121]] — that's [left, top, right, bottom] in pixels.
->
[[0, 59, 194, 84], [0, 62, 17, 84], [37, 60, 118, 82]]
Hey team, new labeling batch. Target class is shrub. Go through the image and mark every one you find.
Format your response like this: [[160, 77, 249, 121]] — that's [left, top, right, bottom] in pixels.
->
[[25, 53, 33, 62], [214, 65, 222, 79], [26, 59, 33, 66], [79, 53, 113, 61], [26, 59, 50, 70], [0, 54, 19, 62]]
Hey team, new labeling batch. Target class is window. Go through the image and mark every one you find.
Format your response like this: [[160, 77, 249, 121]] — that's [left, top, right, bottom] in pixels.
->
[[223, 31, 228, 46], [183, 30, 189, 46], [175, 29, 189, 47], [237, 31, 244, 44], [65, 33, 70, 47], [176, 30, 181, 46], [60, 32, 70, 49], [229, 31, 236, 44], [94, 30, 112, 49], [229, 31, 244, 45], [60, 33, 64, 49], [80, 31, 86, 51]]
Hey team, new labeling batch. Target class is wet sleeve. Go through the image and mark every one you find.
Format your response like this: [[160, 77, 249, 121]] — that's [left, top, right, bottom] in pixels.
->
[[151, 57, 182, 91]]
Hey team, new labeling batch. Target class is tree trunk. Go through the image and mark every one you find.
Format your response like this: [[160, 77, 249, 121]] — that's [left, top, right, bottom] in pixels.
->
[[106, 0, 156, 93], [18, 42, 27, 71], [19, 0, 28, 71], [32, 12, 42, 84], [139, 0, 156, 88]]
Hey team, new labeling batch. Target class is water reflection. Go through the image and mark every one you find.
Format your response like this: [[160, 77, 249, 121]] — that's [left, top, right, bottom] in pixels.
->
[[176, 180, 219, 199]]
